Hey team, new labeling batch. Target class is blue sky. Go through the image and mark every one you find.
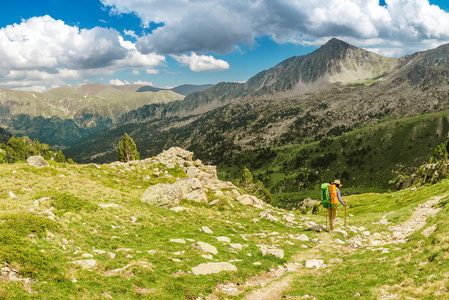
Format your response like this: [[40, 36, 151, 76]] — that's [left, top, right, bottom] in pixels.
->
[[1, 0, 449, 92]]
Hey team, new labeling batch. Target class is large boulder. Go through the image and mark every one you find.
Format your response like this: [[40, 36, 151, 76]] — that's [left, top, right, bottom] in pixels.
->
[[237, 195, 264, 209], [173, 178, 208, 202], [26, 156, 49, 168], [141, 184, 183, 208], [173, 178, 202, 194]]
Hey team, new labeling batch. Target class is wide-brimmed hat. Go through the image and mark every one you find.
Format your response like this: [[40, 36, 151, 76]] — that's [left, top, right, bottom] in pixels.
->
[[333, 180, 342, 186]]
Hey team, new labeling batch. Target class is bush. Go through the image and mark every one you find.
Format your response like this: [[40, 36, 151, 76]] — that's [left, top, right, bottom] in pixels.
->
[[51, 193, 95, 212]]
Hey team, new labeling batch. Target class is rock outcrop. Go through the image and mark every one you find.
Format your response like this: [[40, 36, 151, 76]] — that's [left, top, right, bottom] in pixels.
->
[[141, 183, 183, 208], [26, 156, 49, 168]]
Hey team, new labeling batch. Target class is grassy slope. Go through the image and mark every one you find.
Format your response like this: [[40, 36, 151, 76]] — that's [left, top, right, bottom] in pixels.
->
[[0, 157, 448, 299], [218, 110, 449, 207]]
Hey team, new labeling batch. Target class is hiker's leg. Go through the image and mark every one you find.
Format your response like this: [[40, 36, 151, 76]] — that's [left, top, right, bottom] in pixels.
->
[[330, 206, 337, 231], [327, 208, 332, 231]]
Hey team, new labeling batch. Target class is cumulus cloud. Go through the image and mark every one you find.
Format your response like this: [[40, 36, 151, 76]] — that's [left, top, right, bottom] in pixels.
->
[[133, 80, 153, 86], [0, 16, 165, 90], [100, 0, 449, 56], [171, 53, 230, 72], [109, 79, 129, 85]]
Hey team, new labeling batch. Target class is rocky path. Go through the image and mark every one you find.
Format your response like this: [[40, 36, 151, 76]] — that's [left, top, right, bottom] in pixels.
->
[[225, 196, 444, 300]]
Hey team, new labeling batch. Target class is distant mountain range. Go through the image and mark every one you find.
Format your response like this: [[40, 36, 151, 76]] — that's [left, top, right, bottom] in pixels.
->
[[64, 38, 449, 181], [133, 84, 215, 96]]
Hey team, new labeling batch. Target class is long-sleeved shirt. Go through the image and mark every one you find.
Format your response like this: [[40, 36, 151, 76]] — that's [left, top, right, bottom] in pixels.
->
[[337, 189, 344, 206]]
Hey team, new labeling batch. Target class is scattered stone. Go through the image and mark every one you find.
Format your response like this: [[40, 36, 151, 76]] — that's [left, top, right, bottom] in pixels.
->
[[202, 254, 213, 260], [252, 233, 267, 238], [192, 242, 218, 255], [207, 200, 219, 207], [8, 192, 16, 198], [170, 239, 186, 244], [302, 221, 318, 228], [141, 183, 183, 208], [237, 194, 264, 209], [173, 251, 185, 255], [231, 189, 240, 196], [104, 264, 132, 276], [215, 190, 224, 197], [260, 247, 284, 259], [358, 227, 366, 232], [333, 229, 348, 237], [253, 262, 262, 266], [230, 243, 243, 251], [26, 156, 49, 168], [81, 254, 94, 258], [311, 225, 325, 232], [259, 210, 278, 222], [143, 175, 151, 181], [216, 236, 231, 243], [362, 231, 370, 237], [201, 226, 213, 234], [305, 259, 324, 269], [192, 262, 237, 275], [72, 259, 96, 270], [335, 239, 346, 245], [298, 234, 309, 242]]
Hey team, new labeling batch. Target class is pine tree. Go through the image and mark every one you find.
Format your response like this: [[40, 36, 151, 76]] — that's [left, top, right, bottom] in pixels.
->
[[118, 133, 140, 162], [237, 167, 272, 204]]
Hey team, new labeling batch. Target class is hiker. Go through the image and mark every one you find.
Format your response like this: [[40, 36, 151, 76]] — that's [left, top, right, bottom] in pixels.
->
[[327, 180, 345, 232]]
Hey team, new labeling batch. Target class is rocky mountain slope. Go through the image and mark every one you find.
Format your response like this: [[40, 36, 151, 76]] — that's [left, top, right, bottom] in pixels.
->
[[0, 147, 448, 299]]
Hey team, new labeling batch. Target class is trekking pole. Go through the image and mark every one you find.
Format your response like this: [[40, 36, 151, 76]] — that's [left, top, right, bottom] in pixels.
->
[[344, 202, 347, 228]]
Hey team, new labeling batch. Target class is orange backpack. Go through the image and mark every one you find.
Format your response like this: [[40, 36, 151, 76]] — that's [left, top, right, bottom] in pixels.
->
[[329, 184, 339, 205]]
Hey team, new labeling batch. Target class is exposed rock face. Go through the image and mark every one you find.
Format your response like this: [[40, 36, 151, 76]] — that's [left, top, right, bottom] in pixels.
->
[[141, 183, 183, 208], [191, 262, 237, 275], [26, 156, 49, 168]]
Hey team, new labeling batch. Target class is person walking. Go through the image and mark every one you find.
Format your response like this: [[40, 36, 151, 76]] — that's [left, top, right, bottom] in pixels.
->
[[327, 180, 345, 232]]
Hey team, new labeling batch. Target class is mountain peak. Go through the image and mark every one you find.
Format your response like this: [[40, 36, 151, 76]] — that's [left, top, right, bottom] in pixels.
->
[[321, 38, 355, 52]]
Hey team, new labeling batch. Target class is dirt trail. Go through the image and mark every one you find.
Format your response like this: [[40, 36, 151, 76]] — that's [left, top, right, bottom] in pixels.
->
[[206, 196, 443, 300]]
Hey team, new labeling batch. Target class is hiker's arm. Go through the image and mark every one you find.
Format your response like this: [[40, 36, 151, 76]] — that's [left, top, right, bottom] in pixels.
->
[[337, 190, 345, 206]]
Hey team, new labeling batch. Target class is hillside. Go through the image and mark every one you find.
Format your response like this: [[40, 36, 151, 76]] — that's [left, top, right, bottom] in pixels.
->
[[0, 84, 184, 147], [0, 148, 448, 299]]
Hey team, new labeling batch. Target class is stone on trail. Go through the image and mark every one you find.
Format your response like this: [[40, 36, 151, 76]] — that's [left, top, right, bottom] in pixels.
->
[[305, 259, 324, 269], [192, 262, 237, 275], [26, 156, 50, 168], [192, 241, 218, 255], [141, 183, 183, 208], [311, 225, 325, 232], [302, 221, 318, 228]]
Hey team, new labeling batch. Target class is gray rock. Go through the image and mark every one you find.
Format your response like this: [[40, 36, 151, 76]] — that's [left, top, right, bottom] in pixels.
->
[[305, 259, 324, 269], [311, 225, 326, 232], [230, 243, 243, 250], [201, 226, 213, 234], [237, 195, 264, 209], [141, 183, 183, 208], [173, 178, 202, 194], [192, 262, 237, 275], [72, 259, 96, 270], [216, 236, 231, 243], [298, 234, 310, 242], [184, 189, 208, 203], [260, 247, 284, 259], [192, 241, 218, 255], [170, 207, 189, 212], [208, 200, 220, 206], [170, 239, 186, 244], [302, 221, 318, 228], [26, 156, 49, 168]]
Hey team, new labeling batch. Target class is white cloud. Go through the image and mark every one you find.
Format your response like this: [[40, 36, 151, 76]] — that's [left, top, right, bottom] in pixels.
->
[[109, 79, 129, 86], [13, 86, 48, 93], [131, 69, 140, 75], [146, 69, 160, 74], [133, 80, 153, 86], [171, 53, 230, 72], [100, 0, 449, 56], [124, 29, 138, 39], [0, 16, 165, 90]]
